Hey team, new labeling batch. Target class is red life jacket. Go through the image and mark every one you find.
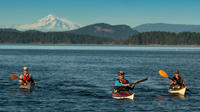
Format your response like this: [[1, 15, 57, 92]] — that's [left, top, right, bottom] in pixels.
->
[[23, 74, 31, 82], [122, 80, 127, 84], [118, 79, 128, 84]]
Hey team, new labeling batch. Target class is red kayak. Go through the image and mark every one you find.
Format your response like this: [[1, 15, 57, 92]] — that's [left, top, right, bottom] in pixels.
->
[[112, 91, 135, 100]]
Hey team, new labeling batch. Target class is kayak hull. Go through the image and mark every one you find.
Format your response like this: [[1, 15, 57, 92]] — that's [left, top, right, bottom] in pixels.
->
[[19, 83, 31, 89], [112, 91, 135, 100], [168, 87, 187, 96]]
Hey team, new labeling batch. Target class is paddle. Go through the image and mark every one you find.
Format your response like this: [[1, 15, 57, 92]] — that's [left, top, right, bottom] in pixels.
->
[[136, 77, 148, 83], [132, 77, 148, 86], [10, 74, 19, 79], [158, 70, 173, 80]]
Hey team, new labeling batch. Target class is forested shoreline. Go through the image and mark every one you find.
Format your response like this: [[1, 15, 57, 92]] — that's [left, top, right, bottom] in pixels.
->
[[1, 29, 200, 45], [126, 32, 200, 45], [0, 29, 112, 44]]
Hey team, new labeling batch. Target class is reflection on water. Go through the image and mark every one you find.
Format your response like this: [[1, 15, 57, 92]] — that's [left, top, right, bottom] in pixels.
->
[[115, 99, 135, 105], [172, 94, 185, 99], [156, 94, 185, 100], [9, 88, 32, 95]]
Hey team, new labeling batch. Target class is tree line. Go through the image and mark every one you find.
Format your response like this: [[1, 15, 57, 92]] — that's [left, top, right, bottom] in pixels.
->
[[0, 29, 112, 44], [126, 31, 200, 45], [1, 29, 200, 45]]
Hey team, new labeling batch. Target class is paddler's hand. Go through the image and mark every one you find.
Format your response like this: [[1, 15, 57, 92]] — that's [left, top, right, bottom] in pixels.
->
[[124, 84, 130, 86], [132, 81, 138, 86], [173, 80, 177, 84]]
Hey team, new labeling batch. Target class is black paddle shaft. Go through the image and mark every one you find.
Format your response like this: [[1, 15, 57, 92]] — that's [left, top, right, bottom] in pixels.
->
[[168, 77, 173, 80], [131, 78, 148, 88], [136, 78, 148, 84]]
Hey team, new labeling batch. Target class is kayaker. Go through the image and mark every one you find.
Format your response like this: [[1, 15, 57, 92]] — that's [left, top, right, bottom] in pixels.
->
[[114, 70, 138, 92], [19, 67, 37, 86], [169, 69, 185, 89]]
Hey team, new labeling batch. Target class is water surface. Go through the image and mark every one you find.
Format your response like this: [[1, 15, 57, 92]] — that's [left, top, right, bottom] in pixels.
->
[[0, 44, 199, 111]]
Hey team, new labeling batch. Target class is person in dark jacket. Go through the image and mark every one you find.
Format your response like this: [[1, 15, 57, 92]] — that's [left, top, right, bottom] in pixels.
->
[[169, 69, 185, 89]]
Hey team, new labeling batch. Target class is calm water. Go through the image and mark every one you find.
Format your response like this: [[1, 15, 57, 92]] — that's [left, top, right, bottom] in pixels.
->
[[0, 44, 200, 112]]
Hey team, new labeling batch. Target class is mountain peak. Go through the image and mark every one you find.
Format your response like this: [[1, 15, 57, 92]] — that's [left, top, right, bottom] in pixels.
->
[[47, 14, 56, 18], [45, 14, 57, 21], [16, 14, 81, 32]]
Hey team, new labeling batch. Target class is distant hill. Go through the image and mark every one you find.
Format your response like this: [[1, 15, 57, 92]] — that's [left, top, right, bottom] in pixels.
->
[[133, 23, 200, 33], [69, 23, 138, 40], [0, 28, 19, 32]]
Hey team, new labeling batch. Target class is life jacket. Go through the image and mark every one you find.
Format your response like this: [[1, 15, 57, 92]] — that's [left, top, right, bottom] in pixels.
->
[[23, 74, 31, 82], [118, 79, 128, 84], [114, 79, 133, 93], [172, 76, 184, 88]]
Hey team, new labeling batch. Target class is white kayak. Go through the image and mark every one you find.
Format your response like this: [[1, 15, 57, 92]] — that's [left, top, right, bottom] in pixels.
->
[[112, 91, 135, 100], [168, 87, 187, 96], [19, 83, 31, 89]]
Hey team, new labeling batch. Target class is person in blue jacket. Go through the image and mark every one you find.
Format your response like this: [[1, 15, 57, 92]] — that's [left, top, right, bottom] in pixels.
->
[[114, 70, 138, 92]]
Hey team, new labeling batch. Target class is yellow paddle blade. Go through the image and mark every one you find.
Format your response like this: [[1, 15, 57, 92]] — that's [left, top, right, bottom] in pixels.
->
[[10, 74, 18, 79], [158, 70, 169, 78]]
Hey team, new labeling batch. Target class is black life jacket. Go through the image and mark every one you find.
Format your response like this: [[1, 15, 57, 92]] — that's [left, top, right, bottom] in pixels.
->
[[172, 76, 184, 87]]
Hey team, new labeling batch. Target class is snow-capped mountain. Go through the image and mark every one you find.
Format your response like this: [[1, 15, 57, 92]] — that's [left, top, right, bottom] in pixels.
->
[[16, 14, 82, 31]]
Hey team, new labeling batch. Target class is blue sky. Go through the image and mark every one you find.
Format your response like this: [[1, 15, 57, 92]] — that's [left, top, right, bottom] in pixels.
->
[[0, 0, 200, 27]]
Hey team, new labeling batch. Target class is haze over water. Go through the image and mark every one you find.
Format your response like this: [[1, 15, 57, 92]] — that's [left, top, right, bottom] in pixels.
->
[[0, 44, 199, 111]]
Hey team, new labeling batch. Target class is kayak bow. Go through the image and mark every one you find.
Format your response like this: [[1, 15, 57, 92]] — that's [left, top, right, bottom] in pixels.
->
[[19, 83, 31, 89], [168, 87, 187, 96], [112, 91, 135, 100]]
